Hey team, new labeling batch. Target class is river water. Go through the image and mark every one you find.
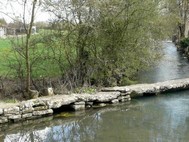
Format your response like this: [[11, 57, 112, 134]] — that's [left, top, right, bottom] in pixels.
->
[[1, 42, 189, 142]]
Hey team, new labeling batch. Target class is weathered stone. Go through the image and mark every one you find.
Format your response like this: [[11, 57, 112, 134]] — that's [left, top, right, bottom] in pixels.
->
[[46, 95, 77, 109], [8, 115, 22, 120], [46, 100, 62, 109], [33, 109, 53, 116], [0, 117, 8, 124], [125, 95, 130, 99], [4, 106, 20, 116], [95, 92, 121, 102], [0, 108, 3, 115], [72, 93, 96, 102], [118, 96, 125, 102], [111, 99, 119, 104], [19, 101, 34, 111], [102, 87, 130, 93], [120, 93, 127, 96], [86, 102, 93, 105], [102, 78, 189, 97], [22, 107, 34, 114], [22, 113, 33, 119], [61, 96, 78, 105], [33, 106, 48, 111], [118, 95, 131, 102], [32, 100, 46, 107], [71, 104, 85, 111]]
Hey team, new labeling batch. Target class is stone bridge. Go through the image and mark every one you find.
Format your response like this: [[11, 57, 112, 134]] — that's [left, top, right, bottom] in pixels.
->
[[1, 78, 189, 124], [102, 78, 189, 96]]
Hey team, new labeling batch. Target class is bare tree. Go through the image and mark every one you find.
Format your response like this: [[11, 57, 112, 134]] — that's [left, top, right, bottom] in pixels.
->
[[24, 0, 38, 95]]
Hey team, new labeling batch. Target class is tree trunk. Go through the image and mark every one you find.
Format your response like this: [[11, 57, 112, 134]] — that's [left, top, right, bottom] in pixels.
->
[[25, 0, 37, 94]]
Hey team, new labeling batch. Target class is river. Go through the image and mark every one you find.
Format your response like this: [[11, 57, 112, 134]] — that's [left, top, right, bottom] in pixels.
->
[[1, 42, 189, 142]]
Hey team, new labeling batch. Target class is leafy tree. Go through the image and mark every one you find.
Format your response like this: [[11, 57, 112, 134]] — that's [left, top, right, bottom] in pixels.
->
[[164, 0, 189, 40], [42, 0, 171, 87]]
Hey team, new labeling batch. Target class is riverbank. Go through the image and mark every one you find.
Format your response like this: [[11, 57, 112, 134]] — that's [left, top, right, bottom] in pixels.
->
[[1, 77, 189, 124]]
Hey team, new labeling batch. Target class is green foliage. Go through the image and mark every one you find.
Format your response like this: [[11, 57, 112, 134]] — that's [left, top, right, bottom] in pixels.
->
[[179, 38, 189, 49], [0, 39, 11, 48], [0, 0, 178, 93]]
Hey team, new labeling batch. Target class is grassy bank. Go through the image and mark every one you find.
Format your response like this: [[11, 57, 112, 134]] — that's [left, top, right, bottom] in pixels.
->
[[0, 36, 63, 78], [0, 39, 12, 76]]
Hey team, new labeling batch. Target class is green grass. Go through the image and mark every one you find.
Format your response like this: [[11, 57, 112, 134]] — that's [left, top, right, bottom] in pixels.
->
[[0, 38, 12, 76], [0, 38, 11, 48], [0, 35, 68, 78]]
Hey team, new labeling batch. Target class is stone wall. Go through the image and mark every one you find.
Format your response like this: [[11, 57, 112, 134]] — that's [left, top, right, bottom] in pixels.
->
[[0, 92, 131, 124], [102, 78, 189, 95], [1, 77, 189, 124]]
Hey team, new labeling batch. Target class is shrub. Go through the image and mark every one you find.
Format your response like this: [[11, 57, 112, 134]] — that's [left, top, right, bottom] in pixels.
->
[[180, 38, 189, 49]]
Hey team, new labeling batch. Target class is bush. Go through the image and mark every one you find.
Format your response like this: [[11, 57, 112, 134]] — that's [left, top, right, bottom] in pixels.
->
[[179, 38, 189, 49]]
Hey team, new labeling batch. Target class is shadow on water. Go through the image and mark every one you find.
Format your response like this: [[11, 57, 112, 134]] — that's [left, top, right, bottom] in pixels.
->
[[1, 42, 189, 142]]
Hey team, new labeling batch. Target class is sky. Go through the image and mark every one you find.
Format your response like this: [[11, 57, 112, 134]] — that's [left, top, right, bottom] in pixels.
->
[[0, 0, 51, 23]]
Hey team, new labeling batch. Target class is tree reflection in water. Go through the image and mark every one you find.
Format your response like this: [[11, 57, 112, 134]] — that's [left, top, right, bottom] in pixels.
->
[[2, 94, 189, 142]]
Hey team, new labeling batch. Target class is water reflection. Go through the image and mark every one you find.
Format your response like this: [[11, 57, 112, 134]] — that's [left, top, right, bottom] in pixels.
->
[[2, 93, 189, 142]]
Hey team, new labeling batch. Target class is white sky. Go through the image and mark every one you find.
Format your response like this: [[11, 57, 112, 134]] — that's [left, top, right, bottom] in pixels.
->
[[0, 0, 51, 23]]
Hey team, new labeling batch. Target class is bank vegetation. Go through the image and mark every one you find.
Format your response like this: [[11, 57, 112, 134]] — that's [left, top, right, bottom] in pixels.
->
[[0, 0, 178, 100]]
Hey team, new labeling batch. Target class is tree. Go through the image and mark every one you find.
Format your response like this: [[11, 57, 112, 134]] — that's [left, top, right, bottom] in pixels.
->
[[25, 0, 38, 95], [42, 0, 171, 87], [165, 0, 189, 40], [4, 0, 39, 98]]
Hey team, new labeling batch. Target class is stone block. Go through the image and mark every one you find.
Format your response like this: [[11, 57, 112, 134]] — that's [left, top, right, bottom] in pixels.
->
[[33, 100, 46, 107], [22, 107, 34, 114], [33, 106, 48, 111], [46, 100, 62, 109], [118, 95, 131, 102], [111, 99, 119, 104], [0, 108, 3, 115], [71, 104, 85, 111], [95, 92, 120, 102], [86, 102, 93, 106], [33, 109, 53, 116], [4, 106, 20, 116], [125, 95, 130, 99], [22, 113, 33, 119], [8, 115, 22, 120], [0, 117, 8, 124]]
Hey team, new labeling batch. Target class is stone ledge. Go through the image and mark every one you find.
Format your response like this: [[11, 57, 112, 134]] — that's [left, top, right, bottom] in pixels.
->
[[0, 87, 135, 124], [101, 78, 189, 96]]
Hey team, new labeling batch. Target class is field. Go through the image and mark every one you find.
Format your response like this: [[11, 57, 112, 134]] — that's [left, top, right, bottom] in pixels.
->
[[0, 39, 12, 76], [0, 37, 62, 78]]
